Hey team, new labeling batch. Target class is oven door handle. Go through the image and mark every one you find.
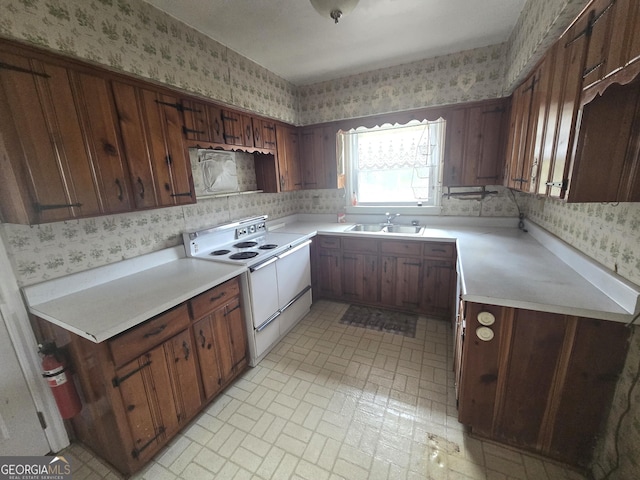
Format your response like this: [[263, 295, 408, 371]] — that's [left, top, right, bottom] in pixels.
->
[[277, 239, 312, 260], [250, 255, 278, 272], [256, 310, 281, 332]]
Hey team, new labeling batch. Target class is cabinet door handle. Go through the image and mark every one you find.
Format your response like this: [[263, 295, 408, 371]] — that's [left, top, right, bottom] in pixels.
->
[[137, 177, 145, 199], [199, 329, 206, 348], [210, 292, 225, 302], [143, 324, 166, 338], [182, 340, 190, 361], [115, 178, 123, 201], [224, 304, 241, 316]]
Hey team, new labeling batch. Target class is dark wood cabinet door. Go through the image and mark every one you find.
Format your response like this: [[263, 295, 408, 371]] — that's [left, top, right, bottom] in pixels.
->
[[341, 252, 365, 300], [532, 48, 558, 195], [380, 256, 397, 307], [568, 80, 640, 202], [72, 71, 133, 214], [111, 82, 194, 209], [395, 256, 423, 310], [164, 329, 202, 422], [276, 124, 302, 191], [443, 108, 466, 186], [181, 99, 210, 142], [548, 319, 629, 466], [261, 120, 277, 150], [111, 82, 158, 209], [211, 308, 235, 385], [0, 51, 103, 223], [582, 0, 617, 89], [493, 309, 568, 448], [141, 90, 194, 206], [193, 315, 223, 400], [422, 260, 455, 317], [547, 14, 590, 199], [299, 125, 338, 189], [317, 247, 342, 298], [115, 344, 179, 461], [504, 75, 535, 190], [225, 297, 247, 370], [221, 110, 246, 146], [444, 100, 508, 187]]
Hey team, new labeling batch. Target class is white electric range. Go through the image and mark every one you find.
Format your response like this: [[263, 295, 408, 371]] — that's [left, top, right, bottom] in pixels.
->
[[183, 216, 312, 365]]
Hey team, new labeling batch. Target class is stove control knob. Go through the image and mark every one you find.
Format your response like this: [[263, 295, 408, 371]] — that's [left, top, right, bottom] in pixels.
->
[[249, 225, 256, 233]]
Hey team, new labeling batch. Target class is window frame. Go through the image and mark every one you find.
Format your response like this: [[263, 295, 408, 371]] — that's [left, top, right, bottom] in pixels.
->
[[340, 118, 446, 208]]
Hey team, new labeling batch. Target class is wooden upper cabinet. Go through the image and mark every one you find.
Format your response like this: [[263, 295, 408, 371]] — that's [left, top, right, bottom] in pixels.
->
[[443, 98, 509, 187], [568, 79, 640, 202], [252, 118, 277, 151], [221, 110, 255, 148], [504, 72, 536, 191], [582, 0, 617, 89], [299, 125, 339, 189], [181, 99, 224, 144], [582, 0, 640, 93], [275, 124, 302, 191], [545, 13, 590, 199], [0, 49, 131, 224], [111, 81, 194, 209]]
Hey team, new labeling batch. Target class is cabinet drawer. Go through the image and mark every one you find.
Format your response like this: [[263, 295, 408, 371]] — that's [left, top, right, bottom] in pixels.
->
[[317, 236, 341, 249], [423, 242, 455, 259], [380, 240, 421, 256], [342, 237, 378, 253], [109, 304, 189, 368], [189, 277, 240, 320]]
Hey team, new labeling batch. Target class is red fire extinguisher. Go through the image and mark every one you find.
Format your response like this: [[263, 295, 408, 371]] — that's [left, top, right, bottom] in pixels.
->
[[39, 342, 82, 419]]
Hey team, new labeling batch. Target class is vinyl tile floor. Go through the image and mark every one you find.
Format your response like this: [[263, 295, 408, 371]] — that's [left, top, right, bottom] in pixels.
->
[[61, 300, 587, 480]]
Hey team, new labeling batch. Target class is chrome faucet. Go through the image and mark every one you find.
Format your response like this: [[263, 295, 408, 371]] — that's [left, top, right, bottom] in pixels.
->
[[384, 212, 400, 225]]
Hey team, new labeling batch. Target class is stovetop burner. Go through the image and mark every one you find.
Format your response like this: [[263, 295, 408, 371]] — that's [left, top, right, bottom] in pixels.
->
[[259, 244, 278, 250], [234, 241, 258, 248], [210, 249, 231, 256], [229, 251, 259, 260]]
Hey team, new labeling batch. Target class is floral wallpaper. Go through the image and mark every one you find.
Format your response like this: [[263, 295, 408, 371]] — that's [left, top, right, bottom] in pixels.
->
[[525, 197, 640, 285], [0, 0, 298, 123], [297, 44, 508, 125]]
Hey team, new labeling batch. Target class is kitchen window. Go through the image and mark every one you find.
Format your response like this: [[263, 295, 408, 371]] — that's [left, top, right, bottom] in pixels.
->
[[339, 119, 445, 206]]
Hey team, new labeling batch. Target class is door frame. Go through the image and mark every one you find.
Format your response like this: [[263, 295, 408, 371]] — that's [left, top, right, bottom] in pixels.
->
[[0, 233, 69, 452]]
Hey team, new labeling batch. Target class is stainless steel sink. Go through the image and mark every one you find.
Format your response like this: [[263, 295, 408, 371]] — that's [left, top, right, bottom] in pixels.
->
[[345, 224, 424, 235], [383, 225, 424, 234], [345, 224, 384, 232]]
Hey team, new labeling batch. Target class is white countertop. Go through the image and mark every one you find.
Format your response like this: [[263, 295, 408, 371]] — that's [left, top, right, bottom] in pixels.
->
[[23, 216, 639, 344], [23, 247, 246, 343], [273, 218, 639, 323]]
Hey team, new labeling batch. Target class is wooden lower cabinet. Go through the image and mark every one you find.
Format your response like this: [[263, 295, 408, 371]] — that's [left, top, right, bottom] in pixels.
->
[[34, 277, 247, 476], [192, 294, 247, 400], [456, 302, 629, 467], [312, 235, 456, 319]]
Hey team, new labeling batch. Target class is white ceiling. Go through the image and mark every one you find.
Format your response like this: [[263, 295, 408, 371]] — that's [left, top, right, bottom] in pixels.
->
[[143, 0, 528, 86]]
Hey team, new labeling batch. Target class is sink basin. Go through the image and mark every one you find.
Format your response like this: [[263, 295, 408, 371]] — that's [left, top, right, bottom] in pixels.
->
[[345, 224, 424, 235], [345, 224, 384, 232], [383, 225, 424, 234]]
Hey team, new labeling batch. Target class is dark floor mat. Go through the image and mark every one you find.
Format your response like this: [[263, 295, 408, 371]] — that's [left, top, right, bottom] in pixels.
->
[[339, 304, 417, 338]]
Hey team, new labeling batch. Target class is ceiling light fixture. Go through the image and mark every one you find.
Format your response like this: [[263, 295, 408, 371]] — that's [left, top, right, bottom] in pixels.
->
[[310, 0, 359, 23]]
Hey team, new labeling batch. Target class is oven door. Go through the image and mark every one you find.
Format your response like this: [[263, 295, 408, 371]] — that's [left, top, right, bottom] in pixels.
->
[[276, 240, 312, 306], [249, 256, 279, 329]]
